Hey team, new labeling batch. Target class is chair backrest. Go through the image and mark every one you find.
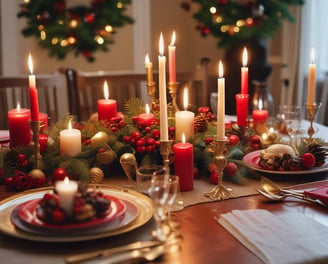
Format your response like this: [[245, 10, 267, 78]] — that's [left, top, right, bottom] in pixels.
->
[[0, 74, 61, 129], [59, 58, 213, 122]]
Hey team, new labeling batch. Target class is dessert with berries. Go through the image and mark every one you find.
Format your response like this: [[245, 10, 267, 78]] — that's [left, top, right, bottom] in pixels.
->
[[37, 184, 111, 225], [259, 143, 327, 171]]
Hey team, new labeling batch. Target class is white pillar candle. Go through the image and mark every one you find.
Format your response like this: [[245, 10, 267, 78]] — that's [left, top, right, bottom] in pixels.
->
[[175, 87, 194, 141], [158, 33, 168, 141], [217, 61, 226, 140], [55, 177, 78, 216], [60, 120, 81, 157]]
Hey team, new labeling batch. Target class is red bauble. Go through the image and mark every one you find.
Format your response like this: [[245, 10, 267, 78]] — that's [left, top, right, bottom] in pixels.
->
[[302, 153, 316, 169], [51, 168, 69, 182], [84, 12, 95, 23], [228, 135, 240, 147], [224, 162, 238, 177]]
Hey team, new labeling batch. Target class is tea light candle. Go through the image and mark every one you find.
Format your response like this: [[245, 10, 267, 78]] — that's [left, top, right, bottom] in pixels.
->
[[158, 33, 168, 141], [175, 88, 194, 141], [28, 53, 39, 122], [173, 134, 194, 191], [241, 47, 248, 95], [55, 177, 78, 216], [98, 81, 117, 122], [60, 120, 81, 157], [168, 31, 176, 83], [138, 104, 154, 127], [8, 103, 31, 148]]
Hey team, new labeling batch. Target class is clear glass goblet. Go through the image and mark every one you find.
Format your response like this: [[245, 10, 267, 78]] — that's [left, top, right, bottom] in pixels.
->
[[279, 105, 303, 154]]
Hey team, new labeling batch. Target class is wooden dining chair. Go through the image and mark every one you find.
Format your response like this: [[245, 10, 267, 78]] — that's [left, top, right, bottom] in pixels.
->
[[59, 58, 214, 122], [0, 74, 61, 129]]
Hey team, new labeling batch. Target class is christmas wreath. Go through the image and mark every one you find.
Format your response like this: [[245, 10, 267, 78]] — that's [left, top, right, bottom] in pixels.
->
[[17, 0, 133, 62], [181, 0, 304, 48]]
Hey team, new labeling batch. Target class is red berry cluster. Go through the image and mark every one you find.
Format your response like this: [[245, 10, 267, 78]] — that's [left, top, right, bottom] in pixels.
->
[[4, 170, 42, 191], [107, 116, 126, 133], [123, 129, 161, 154], [198, 107, 215, 122]]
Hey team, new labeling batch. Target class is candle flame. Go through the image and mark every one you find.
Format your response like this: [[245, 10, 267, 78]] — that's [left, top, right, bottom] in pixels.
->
[[170, 31, 176, 46], [145, 103, 150, 114], [68, 119, 72, 131], [258, 99, 263, 110], [103, 81, 109, 100], [183, 87, 189, 110], [159, 32, 164, 56], [16, 102, 21, 112], [218, 60, 224, 78], [310, 48, 315, 64], [242, 47, 248, 66], [64, 177, 69, 184], [28, 53, 34, 74], [182, 133, 186, 143], [145, 53, 150, 64]]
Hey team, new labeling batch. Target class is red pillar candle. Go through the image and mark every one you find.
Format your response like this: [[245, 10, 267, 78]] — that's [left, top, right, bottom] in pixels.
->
[[28, 54, 39, 121], [173, 134, 194, 192], [168, 31, 176, 83], [98, 80, 117, 122], [138, 104, 154, 126], [235, 94, 249, 127], [8, 104, 31, 148], [241, 47, 248, 95], [252, 109, 268, 124]]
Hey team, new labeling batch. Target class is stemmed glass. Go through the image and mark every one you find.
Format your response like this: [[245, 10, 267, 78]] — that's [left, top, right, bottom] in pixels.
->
[[279, 105, 303, 154], [148, 174, 180, 241]]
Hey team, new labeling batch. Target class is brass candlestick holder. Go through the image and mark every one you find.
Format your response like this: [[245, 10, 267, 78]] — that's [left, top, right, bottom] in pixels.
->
[[168, 81, 179, 112], [30, 120, 42, 169], [204, 138, 233, 200], [306, 103, 321, 143], [160, 140, 173, 174], [147, 81, 156, 105]]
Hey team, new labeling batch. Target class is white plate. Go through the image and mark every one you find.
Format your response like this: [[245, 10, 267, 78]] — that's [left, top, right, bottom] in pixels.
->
[[0, 185, 153, 242], [243, 150, 328, 175]]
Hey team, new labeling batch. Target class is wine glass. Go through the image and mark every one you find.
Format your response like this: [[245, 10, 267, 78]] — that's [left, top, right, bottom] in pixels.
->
[[279, 105, 303, 154], [148, 173, 170, 241]]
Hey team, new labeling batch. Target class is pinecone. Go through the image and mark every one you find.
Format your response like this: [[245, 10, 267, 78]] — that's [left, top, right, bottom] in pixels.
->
[[194, 115, 208, 133], [307, 143, 327, 166]]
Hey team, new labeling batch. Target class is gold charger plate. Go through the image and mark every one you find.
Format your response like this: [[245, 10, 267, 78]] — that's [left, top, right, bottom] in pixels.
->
[[0, 184, 153, 242]]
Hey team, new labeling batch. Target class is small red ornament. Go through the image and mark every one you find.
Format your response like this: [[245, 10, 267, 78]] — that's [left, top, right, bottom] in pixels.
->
[[84, 12, 95, 23], [302, 153, 316, 169], [224, 162, 238, 177], [228, 134, 240, 147], [51, 168, 69, 182], [209, 170, 219, 184]]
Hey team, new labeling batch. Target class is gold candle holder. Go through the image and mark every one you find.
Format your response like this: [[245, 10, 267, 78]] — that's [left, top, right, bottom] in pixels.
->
[[147, 81, 156, 105], [30, 120, 42, 169], [168, 81, 179, 112], [306, 103, 321, 143], [160, 140, 173, 174], [204, 138, 233, 200]]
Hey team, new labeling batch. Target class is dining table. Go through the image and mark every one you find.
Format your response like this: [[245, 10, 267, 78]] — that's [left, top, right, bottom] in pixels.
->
[[0, 119, 328, 264]]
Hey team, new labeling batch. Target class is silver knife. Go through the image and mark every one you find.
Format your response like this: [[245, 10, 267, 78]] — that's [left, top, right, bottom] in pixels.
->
[[65, 240, 162, 264]]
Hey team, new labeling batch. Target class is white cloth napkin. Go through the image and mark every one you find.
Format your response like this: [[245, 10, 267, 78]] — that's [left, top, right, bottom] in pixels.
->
[[218, 209, 328, 264]]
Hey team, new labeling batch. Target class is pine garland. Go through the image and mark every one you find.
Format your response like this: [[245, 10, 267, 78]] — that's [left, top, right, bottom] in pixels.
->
[[17, 0, 133, 62], [181, 0, 304, 48]]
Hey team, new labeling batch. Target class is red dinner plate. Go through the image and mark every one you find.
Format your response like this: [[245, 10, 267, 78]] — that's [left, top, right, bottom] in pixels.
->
[[243, 150, 328, 175], [16, 195, 126, 231]]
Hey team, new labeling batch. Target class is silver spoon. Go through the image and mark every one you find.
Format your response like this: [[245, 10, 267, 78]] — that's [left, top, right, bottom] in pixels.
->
[[256, 188, 316, 203]]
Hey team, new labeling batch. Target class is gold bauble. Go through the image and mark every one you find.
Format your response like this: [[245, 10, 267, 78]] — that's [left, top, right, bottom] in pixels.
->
[[90, 131, 109, 145], [28, 169, 46, 180], [96, 149, 116, 164], [89, 167, 104, 184]]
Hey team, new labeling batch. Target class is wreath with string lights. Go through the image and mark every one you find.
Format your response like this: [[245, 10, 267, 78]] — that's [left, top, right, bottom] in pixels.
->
[[18, 0, 133, 62], [181, 0, 304, 48]]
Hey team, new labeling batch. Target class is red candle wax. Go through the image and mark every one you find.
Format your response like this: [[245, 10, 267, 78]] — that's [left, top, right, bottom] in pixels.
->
[[252, 110, 268, 124], [235, 94, 249, 127], [98, 99, 117, 122], [8, 107, 31, 148], [39, 112, 48, 131], [173, 141, 194, 192], [28, 54, 39, 121]]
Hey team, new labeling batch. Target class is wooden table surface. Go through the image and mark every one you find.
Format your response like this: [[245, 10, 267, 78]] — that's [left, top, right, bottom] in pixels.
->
[[0, 178, 328, 264]]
